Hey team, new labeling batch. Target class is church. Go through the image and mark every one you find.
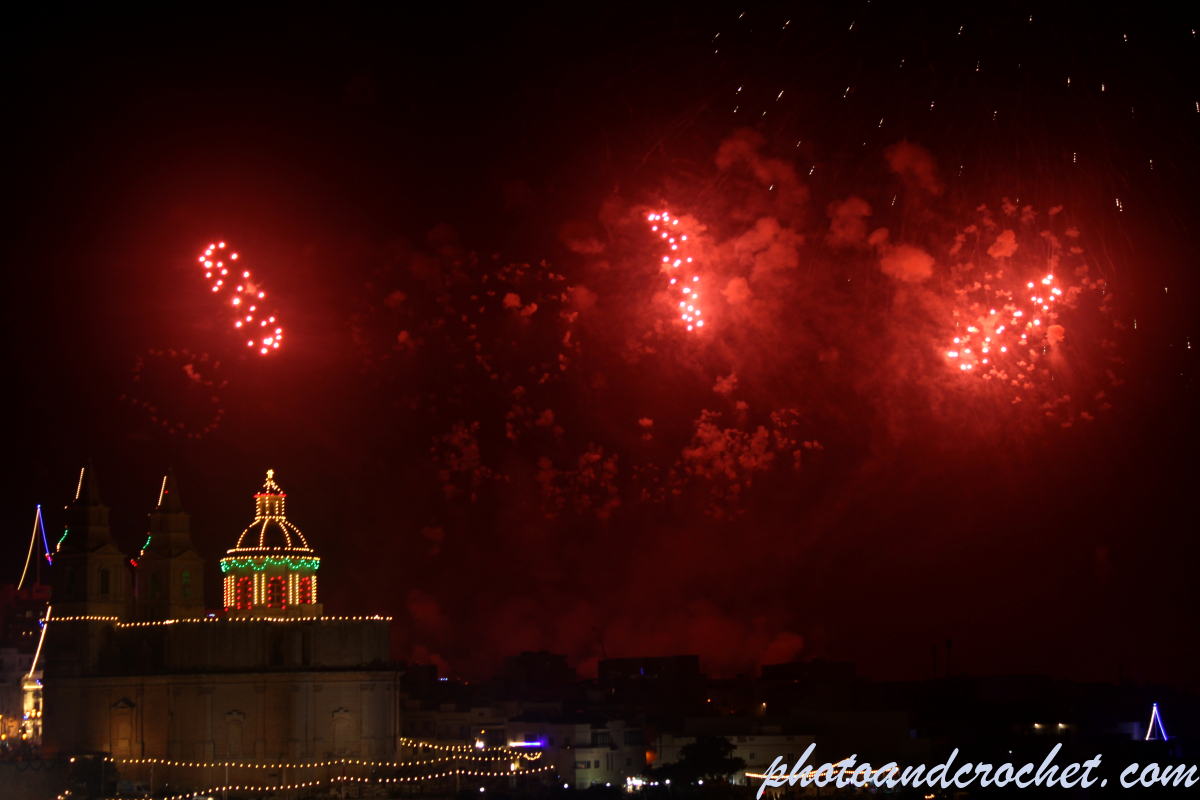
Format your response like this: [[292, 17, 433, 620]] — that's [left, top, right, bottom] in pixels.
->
[[42, 466, 403, 784]]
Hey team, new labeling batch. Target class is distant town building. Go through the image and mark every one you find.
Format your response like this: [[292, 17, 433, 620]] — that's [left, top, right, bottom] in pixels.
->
[[0, 582, 50, 750], [506, 711, 646, 789]]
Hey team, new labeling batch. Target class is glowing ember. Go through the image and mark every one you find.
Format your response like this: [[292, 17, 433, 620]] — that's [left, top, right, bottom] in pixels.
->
[[940, 206, 1118, 423], [647, 212, 704, 332], [120, 348, 226, 440], [198, 242, 284, 355]]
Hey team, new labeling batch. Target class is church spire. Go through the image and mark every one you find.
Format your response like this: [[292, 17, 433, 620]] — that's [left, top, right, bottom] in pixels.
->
[[75, 461, 102, 505], [143, 469, 194, 557], [157, 469, 184, 514], [59, 462, 115, 552]]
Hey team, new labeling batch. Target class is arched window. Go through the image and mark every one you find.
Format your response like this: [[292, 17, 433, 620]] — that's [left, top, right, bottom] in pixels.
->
[[266, 576, 287, 608], [235, 576, 253, 610], [181, 571, 191, 599], [298, 576, 313, 604]]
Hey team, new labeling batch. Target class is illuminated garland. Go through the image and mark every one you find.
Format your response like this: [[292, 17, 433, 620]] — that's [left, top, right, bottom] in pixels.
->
[[374, 766, 552, 782], [117, 615, 388, 626], [50, 615, 389, 626], [397, 736, 543, 755], [99, 767, 555, 800], [225, 545, 315, 552], [219, 555, 321, 573], [107, 751, 543, 769], [19, 505, 52, 587], [110, 758, 537, 767]]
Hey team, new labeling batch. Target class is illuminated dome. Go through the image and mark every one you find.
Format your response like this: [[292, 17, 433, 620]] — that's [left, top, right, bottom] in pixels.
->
[[220, 470, 321, 618], [230, 469, 313, 554]]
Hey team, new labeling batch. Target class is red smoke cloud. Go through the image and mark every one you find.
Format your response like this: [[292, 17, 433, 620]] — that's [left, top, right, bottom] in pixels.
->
[[826, 196, 873, 248], [885, 140, 944, 195], [356, 129, 1123, 679], [879, 243, 935, 283]]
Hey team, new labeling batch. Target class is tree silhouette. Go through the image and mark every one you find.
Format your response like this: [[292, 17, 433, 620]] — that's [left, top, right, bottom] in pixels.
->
[[646, 735, 747, 784]]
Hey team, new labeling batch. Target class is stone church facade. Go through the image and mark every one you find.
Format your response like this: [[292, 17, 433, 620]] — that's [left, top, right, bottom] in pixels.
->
[[42, 468, 403, 783]]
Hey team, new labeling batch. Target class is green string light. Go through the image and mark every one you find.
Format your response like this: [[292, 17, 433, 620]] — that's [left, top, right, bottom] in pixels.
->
[[220, 555, 321, 574]]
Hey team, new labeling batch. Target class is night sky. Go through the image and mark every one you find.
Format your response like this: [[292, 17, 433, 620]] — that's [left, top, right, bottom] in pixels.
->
[[3, 5, 1197, 688]]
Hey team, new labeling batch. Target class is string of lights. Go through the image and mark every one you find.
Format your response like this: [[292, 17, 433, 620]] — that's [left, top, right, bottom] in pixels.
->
[[106, 743, 540, 772], [375, 765, 552, 782], [17, 505, 51, 588], [106, 749, 542, 769], [99, 767, 554, 800], [50, 615, 390, 625], [104, 778, 330, 800], [397, 736, 540, 756], [219, 555, 321, 572], [224, 545, 317, 552]]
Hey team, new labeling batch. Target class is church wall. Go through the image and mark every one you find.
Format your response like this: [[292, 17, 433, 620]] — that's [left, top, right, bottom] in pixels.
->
[[44, 669, 401, 789], [45, 618, 398, 766], [95, 618, 391, 672]]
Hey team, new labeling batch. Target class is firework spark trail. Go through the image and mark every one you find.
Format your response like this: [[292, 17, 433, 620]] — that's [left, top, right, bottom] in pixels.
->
[[198, 241, 283, 354], [353, 240, 821, 521], [351, 252, 585, 506], [647, 211, 706, 332], [940, 203, 1119, 424], [119, 348, 226, 439]]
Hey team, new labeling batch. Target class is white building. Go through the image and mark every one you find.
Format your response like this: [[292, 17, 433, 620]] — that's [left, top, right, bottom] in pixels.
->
[[506, 713, 646, 789]]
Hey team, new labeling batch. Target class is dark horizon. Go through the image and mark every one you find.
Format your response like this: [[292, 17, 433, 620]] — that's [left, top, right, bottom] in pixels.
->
[[2, 4, 1196, 689]]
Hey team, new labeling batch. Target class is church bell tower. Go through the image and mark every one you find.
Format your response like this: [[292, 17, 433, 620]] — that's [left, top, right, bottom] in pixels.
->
[[52, 463, 128, 619], [134, 470, 205, 621]]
